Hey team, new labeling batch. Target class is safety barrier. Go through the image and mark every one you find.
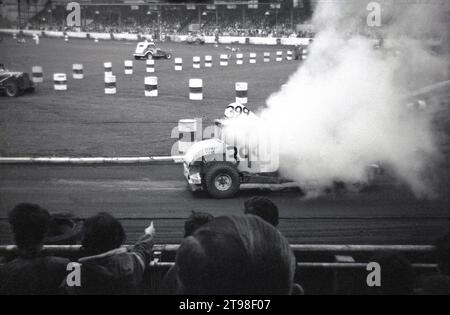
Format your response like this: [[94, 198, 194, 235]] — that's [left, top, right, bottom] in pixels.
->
[[0, 156, 183, 164]]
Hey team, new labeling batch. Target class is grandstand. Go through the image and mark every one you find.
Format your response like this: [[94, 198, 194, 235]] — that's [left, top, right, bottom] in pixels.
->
[[2, 1, 315, 38]]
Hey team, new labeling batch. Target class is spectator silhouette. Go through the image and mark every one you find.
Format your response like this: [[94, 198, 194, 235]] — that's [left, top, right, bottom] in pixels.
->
[[244, 197, 279, 227], [0, 203, 70, 295], [160, 211, 214, 294], [184, 211, 215, 238], [175, 215, 301, 295], [66, 212, 155, 295]]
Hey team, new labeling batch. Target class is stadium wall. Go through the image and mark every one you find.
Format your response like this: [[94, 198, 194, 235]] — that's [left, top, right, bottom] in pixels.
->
[[0, 28, 312, 46]]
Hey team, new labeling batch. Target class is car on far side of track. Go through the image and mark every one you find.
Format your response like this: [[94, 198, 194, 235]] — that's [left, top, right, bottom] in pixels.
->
[[186, 33, 205, 45], [133, 40, 172, 60], [0, 64, 34, 97]]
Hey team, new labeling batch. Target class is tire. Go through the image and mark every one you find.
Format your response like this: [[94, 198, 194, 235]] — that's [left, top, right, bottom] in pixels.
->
[[165, 52, 172, 60], [5, 81, 19, 97], [203, 162, 240, 199], [146, 53, 153, 60]]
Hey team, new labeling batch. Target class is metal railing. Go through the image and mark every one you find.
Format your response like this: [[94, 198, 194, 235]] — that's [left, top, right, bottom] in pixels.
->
[[0, 244, 439, 294]]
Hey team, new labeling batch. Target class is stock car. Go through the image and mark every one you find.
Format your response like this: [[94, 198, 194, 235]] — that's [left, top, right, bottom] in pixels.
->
[[182, 103, 385, 199], [133, 40, 172, 60], [186, 33, 205, 45], [0, 64, 34, 97]]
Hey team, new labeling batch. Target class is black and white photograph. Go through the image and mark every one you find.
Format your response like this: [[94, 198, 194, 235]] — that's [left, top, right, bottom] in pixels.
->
[[0, 0, 449, 299]]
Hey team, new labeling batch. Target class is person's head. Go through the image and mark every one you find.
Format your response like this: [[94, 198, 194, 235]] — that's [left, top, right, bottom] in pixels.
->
[[435, 232, 450, 275], [184, 211, 214, 238], [8, 203, 51, 252], [370, 252, 415, 295], [81, 212, 126, 256], [175, 215, 297, 295], [244, 197, 279, 227]]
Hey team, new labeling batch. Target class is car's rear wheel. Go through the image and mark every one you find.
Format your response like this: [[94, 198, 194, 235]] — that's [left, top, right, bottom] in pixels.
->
[[203, 162, 240, 199], [165, 53, 172, 60], [146, 53, 153, 60], [5, 81, 19, 97]]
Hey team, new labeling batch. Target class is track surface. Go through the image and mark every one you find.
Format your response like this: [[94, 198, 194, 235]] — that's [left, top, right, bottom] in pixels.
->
[[0, 37, 449, 246], [0, 164, 449, 245], [0, 37, 296, 156]]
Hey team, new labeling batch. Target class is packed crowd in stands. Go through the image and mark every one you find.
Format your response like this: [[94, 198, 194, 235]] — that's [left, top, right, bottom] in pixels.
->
[[23, 5, 315, 38], [1, 198, 450, 295]]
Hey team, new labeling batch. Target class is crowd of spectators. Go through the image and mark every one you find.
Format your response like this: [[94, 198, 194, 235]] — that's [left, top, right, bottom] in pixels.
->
[[23, 5, 315, 39], [1, 197, 450, 295]]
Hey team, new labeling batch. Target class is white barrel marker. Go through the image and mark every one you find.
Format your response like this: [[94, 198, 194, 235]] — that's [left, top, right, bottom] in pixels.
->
[[124, 60, 133, 75], [276, 51, 283, 62], [104, 75, 117, 94], [104, 62, 113, 77], [236, 53, 243, 65], [32, 66, 43, 83], [193, 56, 201, 69], [220, 54, 228, 66], [178, 119, 197, 154], [72, 64, 84, 79], [144, 76, 158, 97], [189, 79, 203, 101], [174, 58, 183, 71], [205, 55, 212, 68], [146, 59, 155, 73], [53, 73, 67, 91], [235, 82, 248, 104]]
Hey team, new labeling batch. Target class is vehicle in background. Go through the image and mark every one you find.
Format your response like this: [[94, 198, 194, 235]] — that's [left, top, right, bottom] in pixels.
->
[[0, 64, 34, 97], [186, 33, 205, 45], [133, 40, 172, 60]]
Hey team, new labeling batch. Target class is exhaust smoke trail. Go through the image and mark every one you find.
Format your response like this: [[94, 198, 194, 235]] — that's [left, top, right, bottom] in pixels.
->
[[225, 0, 449, 196]]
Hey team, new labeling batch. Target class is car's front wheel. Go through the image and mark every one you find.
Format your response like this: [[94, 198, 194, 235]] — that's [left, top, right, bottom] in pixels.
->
[[203, 162, 240, 199], [146, 53, 153, 60], [5, 81, 19, 97], [165, 53, 172, 60]]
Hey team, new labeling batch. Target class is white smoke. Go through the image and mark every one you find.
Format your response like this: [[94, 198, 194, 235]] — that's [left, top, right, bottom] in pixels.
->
[[224, 0, 449, 196]]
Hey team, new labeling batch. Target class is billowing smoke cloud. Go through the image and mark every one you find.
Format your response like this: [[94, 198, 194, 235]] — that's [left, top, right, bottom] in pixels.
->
[[224, 0, 449, 197]]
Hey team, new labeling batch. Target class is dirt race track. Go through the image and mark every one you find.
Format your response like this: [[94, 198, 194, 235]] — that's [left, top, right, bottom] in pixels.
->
[[0, 37, 449, 245]]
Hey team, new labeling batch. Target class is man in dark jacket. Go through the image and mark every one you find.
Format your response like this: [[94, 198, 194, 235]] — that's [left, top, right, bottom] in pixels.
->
[[0, 203, 70, 295], [67, 212, 155, 295]]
